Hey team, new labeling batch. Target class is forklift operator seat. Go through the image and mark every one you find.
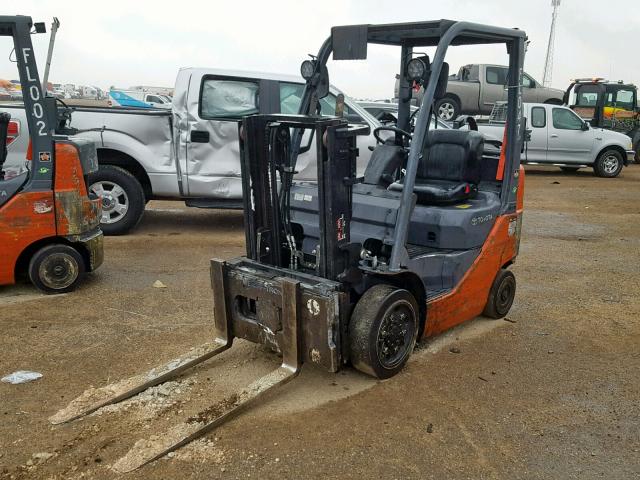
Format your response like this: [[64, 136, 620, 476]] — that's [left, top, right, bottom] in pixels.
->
[[389, 129, 483, 205]]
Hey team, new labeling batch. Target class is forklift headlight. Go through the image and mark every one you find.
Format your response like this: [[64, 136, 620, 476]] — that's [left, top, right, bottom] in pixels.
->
[[406, 58, 427, 82], [300, 60, 315, 80]]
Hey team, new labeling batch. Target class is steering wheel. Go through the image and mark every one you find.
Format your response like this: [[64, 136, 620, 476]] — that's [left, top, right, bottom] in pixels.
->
[[373, 126, 412, 144]]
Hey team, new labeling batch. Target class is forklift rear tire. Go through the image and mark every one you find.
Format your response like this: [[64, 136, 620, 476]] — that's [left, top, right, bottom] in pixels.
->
[[28, 244, 86, 294], [349, 284, 419, 379], [88, 165, 145, 235], [483, 269, 516, 319]]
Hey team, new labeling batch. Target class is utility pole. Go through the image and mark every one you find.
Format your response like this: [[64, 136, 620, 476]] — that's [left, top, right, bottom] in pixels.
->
[[542, 0, 561, 88]]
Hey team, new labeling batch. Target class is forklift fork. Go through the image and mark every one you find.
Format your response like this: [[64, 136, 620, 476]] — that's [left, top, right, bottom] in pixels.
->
[[50, 259, 301, 471]]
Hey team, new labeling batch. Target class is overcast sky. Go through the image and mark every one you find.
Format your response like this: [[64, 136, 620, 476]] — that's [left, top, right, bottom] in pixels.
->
[[1, 0, 638, 99]]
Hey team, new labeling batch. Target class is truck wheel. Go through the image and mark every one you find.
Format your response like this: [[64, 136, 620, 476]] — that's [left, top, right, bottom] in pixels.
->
[[28, 244, 85, 294], [349, 284, 419, 379], [483, 269, 516, 319], [593, 149, 623, 178], [435, 97, 460, 122], [88, 165, 145, 235]]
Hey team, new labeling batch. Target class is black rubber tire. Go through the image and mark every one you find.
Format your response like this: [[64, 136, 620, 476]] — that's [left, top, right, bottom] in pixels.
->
[[28, 244, 85, 294], [560, 166, 580, 172], [88, 165, 145, 235], [434, 96, 460, 122], [349, 284, 419, 379], [483, 269, 516, 319], [593, 149, 623, 178]]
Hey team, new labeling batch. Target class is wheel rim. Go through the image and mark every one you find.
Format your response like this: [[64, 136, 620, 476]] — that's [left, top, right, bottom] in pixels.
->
[[437, 102, 455, 121], [602, 155, 620, 174], [90, 180, 129, 224], [38, 253, 79, 290], [376, 301, 415, 369], [496, 278, 515, 314]]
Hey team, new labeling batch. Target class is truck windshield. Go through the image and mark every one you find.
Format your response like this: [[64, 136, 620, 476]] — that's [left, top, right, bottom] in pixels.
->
[[279, 82, 377, 126]]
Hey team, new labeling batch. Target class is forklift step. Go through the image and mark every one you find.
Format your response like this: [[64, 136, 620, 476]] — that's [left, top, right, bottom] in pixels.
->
[[49, 341, 231, 424], [111, 366, 298, 473]]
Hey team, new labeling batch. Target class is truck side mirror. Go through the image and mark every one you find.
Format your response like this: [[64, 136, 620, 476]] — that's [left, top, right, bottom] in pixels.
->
[[581, 121, 590, 131]]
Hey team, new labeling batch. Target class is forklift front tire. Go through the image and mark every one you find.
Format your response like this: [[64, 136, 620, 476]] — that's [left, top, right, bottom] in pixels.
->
[[349, 284, 419, 379], [483, 269, 516, 319], [28, 244, 86, 294]]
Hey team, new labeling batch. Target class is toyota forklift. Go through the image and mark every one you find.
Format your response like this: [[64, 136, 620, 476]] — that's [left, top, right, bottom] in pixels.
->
[[0, 16, 103, 293], [52, 20, 526, 471]]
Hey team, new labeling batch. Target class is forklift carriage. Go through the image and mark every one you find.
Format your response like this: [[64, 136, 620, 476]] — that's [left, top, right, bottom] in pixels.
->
[[214, 20, 527, 378]]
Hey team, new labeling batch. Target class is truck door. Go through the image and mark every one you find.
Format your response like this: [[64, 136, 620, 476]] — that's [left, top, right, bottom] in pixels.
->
[[481, 66, 509, 114], [547, 107, 594, 164], [183, 75, 276, 199], [524, 105, 548, 163]]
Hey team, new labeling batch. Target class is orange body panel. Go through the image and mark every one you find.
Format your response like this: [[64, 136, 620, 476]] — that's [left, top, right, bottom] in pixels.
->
[[0, 190, 57, 284], [424, 166, 525, 337], [0, 142, 101, 286]]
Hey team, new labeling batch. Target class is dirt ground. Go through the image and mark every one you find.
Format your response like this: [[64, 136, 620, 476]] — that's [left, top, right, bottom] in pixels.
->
[[1, 165, 639, 480]]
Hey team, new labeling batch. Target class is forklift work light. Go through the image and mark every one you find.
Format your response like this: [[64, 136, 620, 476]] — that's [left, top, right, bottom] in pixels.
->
[[300, 60, 315, 80], [406, 57, 428, 83]]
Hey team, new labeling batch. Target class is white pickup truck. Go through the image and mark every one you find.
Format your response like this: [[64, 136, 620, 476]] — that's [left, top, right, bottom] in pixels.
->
[[478, 103, 635, 177], [2, 68, 380, 234]]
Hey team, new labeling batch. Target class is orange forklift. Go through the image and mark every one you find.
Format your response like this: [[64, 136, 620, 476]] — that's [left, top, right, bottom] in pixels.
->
[[52, 20, 526, 471], [0, 16, 103, 293]]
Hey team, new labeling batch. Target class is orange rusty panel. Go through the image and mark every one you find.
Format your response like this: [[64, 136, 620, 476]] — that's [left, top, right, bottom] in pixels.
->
[[54, 143, 87, 195], [0, 191, 56, 285], [424, 214, 520, 337], [53, 143, 100, 236]]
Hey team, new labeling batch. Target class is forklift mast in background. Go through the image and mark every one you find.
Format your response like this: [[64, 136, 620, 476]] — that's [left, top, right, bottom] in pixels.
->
[[0, 16, 54, 190]]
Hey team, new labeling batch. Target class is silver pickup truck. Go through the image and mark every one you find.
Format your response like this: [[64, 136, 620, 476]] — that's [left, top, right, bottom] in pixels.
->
[[2, 68, 380, 234], [478, 103, 635, 177], [397, 63, 564, 121]]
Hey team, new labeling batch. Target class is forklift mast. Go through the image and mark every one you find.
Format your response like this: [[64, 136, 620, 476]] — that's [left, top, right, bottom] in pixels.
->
[[0, 16, 54, 190]]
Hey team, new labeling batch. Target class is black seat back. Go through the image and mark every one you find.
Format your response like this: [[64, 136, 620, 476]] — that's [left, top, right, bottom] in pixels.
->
[[418, 129, 483, 184], [363, 144, 405, 187]]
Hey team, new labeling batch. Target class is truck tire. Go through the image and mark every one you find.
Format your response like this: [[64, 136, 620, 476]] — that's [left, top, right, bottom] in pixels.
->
[[29, 244, 85, 294], [349, 284, 419, 379], [593, 149, 623, 178], [88, 165, 145, 235], [435, 97, 460, 122]]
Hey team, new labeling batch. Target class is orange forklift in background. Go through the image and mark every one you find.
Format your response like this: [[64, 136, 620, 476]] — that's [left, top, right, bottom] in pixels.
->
[[0, 16, 103, 293]]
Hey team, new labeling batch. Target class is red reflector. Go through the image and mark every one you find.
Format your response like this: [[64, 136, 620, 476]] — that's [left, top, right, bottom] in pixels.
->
[[465, 184, 470, 194], [6, 120, 19, 145]]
